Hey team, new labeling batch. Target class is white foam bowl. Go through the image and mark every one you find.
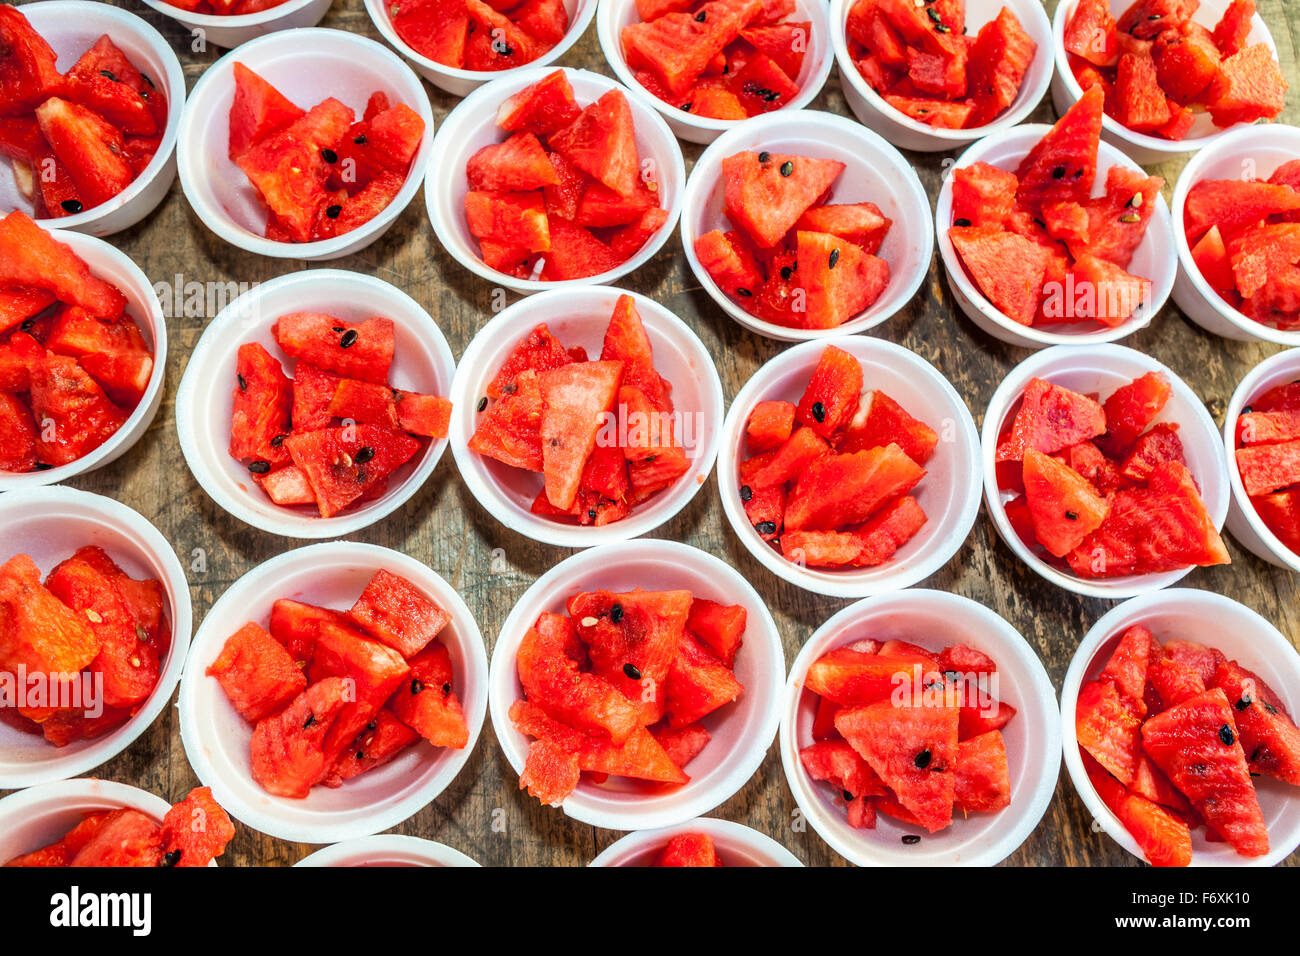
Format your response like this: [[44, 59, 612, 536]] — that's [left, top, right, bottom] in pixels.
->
[[178, 541, 488, 844], [0, 779, 219, 866], [982, 343, 1231, 599], [595, 0, 834, 145], [0, 487, 193, 789], [365, 0, 599, 98], [1224, 347, 1300, 571], [1061, 589, 1300, 867], [426, 66, 684, 295], [831, 0, 1053, 153], [1171, 124, 1300, 345], [449, 286, 723, 549], [1, 1, 184, 236], [779, 590, 1060, 866], [176, 27, 435, 261], [717, 336, 981, 598], [174, 269, 455, 539], [0, 228, 167, 491], [488, 539, 785, 831], [295, 834, 480, 866], [141, 0, 333, 51], [680, 109, 932, 342], [1052, 0, 1280, 165], [935, 124, 1175, 349], [589, 817, 803, 866]]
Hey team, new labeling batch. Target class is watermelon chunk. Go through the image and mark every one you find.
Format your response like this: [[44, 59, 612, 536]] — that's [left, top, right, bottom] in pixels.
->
[[229, 343, 292, 465], [388, 643, 469, 748], [663, 630, 743, 728], [309, 622, 412, 760], [948, 225, 1050, 326], [1141, 688, 1268, 857], [321, 708, 419, 785], [723, 152, 846, 247], [1077, 676, 1143, 784], [158, 787, 236, 867], [784, 444, 925, 532], [693, 228, 765, 302], [796, 230, 890, 328], [794, 345, 863, 439], [0, 6, 62, 116], [392, 0, 470, 70], [1206, 43, 1286, 127], [954, 730, 1011, 813], [29, 355, 127, 466], [538, 360, 624, 510], [273, 313, 395, 385], [67, 810, 163, 867], [228, 61, 304, 160], [745, 400, 796, 452], [1084, 753, 1192, 867], [621, 0, 764, 96], [1065, 0, 1119, 67], [0, 212, 126, 319], [654, 833, 721, 866], [548, 89, 639, 197], [347, 569, 449, 659], [1235, 439, 1300, 496], [283, 424, 420, 517], [966, 7, 1038, 127], [1210, 659, 1300, 784], [467, 132, 559, 192], [1015, 85, 1104, 211], [250, 676, 352, 798], [794, 202, 892, 254], [469, 367, 546, 471], [1022, 448, 1110, 557], [747, 429, 826, 490], [496, 69, 582, 137], [996, 378, 1107, 462]]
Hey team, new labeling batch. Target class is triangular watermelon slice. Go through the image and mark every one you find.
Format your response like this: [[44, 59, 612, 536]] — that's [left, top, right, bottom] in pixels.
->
[[548, 89, 639, 197], [1015, 84, 1104, 211], [835, 699, 959, 832], [228, 62, 305, 160], [621, 0, 764, 95], [948, 225, 1050, 326], [1210, 659, 1300, 785], [1076, 677, 1144, 784], [538, 360, 625, 510], [601, 294, 672, 412], [1022, 448, 1110, 557], [468, 367, 546, 471], [995, 377, 1107, 462], [283, 424, 419, 517], [1141, 688, 1269, 857], [796, 230, 890, 329], [723, 151, 846, 247]]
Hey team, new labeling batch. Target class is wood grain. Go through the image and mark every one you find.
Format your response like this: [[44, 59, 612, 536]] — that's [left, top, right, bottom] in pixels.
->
[[6, 0, 1300, 867]]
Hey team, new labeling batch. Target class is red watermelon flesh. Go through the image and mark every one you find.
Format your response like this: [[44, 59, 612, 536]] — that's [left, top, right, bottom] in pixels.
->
[[794, 344, 863, 439], [694, 228, 765, 302], [1148, 655, 1207, 709], [488, 323, 572, 399], [794, 202, 892, 254], [799, 739, 889, 800], [1141, 688, 1269, 857], [839, 389, 939, 464], [784, 444, 925, 532], [654, 833, 722, 866], [284, 424, 420, 517], [1235, 439, 1300, 496], [392, 0, 471, 69], [496, 70, 582, 137], [1100, 371, 1171, 457], [664, 631, 744, 728], [228, 62, 304, 160], [723, 151, 846, 247], [273, 312, 395, 384], [1022, 448, 1110, 557], [1206, 44, 1287, 127], [1083, 752, 1192, 867], [1213, 0, 1256, 57], [229, 343, 292, 465], [621, 0, 764, 96], [948, 225, 1050, 326], [33, 98, 134, 211], [954, 730, 1011, 813], [1251, 487, 1300, 554], [966, 7, 1038, 127], [1119, 422, 1184, 482], [995, 377, 1106, 462], [548, 89, 639, 197], [1183, 179, 1300, 244], [1015, 85, 1104, 211], [1065, 0, 1119, 67], [205, 622, 305, 723], [796, 230, 890, 328], [250, 677, 352, 798], [538, 360, 624, 510], [1077, 676, 1144, 784], [835, 699, 959, 832], [1210, 659, 1300, 784], [469, 367, 546, 471]]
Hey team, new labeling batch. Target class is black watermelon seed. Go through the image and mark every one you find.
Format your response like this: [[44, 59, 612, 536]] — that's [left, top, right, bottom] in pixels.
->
[[842, 789, 854, 801], [954, 217, 972, 227], [61, 199, 84, 214], [695, 10, 706, 20], [270, 434, 285, 447], [321, 148, 338, 164], [237, 373, 247, 392], [1235, 696, 1252, 711], [303, 714, 316, 729], [756, 520, 777, 535], [779, 160, 794, 177], [248, 460, 271, 474], [142, 72, 155, 88], [158, 849, 182, 867], [780, 266, 793, 280], [623, 662, 642, 680], [354, 134, 367, 145], [828, 248, 840, 269], [340, 329, 359, 348], [610, 603, 624, 624], [935, 22, 950, 32], [325, 204, 342, 219], [442, 683, 451, 695], [20, 319, 34, 332], [354, 446, 375, 464], [366, 720, 377, 731], [411, 678, 425, 695], [740, 484, 753, 502], [914, 748, 932, 769], [355, 751, 366, 761], [758, 151, 771, 163], [927, 7, 941, 23], [1219, 724, 1235, 746], [1065, 510, 1078, 521], [681, 102, 693, 112], [1052, 166, 1066, 179], [587, 509, 598, 520], [332, 326, 345, 333], [736, 287, 752, 297], [902, 835, 921, 845], [477, 396, 488, 412], [764, 91, 780, 102], [33, 463, 52, 470], [1265, 702, 1278, 715], [811, 401, 826, 423], [100, 69, 118, 82]]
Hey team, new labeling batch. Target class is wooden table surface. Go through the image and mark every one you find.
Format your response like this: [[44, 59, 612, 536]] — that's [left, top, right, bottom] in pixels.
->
[[9, 0, 1300, 867]]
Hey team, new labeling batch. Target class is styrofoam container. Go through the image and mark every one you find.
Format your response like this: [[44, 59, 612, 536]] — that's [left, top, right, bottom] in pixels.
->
[[449, 287, 723, 548], [1224, 348, 1300, 570], [936, 125, 1175, 349], [177, 28, 434, 261], [365, 0, 599, 98], [1052, 0, 1280, 165], [175, 269, 455, 539], [982, 344, 1231, 599], [0, 2, 184, 236], [488, 540, 784, 831], [178, 542, 488, 844], [0, 487, 193, 789], [1171, 124, 1300, 345], [427, 67, 684, 295], [718, 336, 980, 597], [595, 0, 834, 145], [780, 590, 1060, 866], [589, 817, 803, 866], [832, 0, 1053, 152], [0, 229, 167, 491], [0, 779, 219, 866], [681, 109, 932, 342], [141, 0, 333, 51], [295, 834, 480, 866], [1062, 589, 1300, 866]]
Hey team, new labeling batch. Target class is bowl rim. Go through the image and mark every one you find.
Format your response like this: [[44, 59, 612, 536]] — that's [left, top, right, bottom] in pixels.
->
[[177, 540, 489, 844], [0, 486, 194, 789], [487, 538, 786, 831], [679, 108, 933, 342], [934, 123, 1175, 348], [980, 343, 1232, 599], [424, 65, 685, 295], [141, 0, 322, 28], [175, 26, 435, 261], [587, 816, 804, 866], [173, 268, 455, 539], [778, 589, 1062, 866], [1059, 587, 1300, 867], [716, 335, 982, 597], [293, 834, 481, 867]]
